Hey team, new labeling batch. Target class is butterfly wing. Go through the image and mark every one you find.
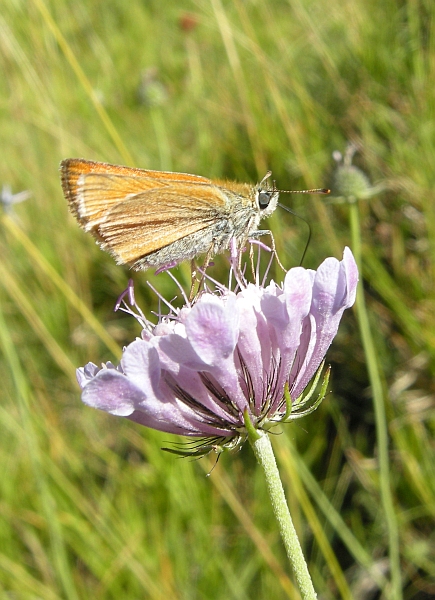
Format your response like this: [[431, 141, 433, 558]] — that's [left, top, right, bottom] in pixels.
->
[[97, 186, 227, 264], [60, 159, 229, 267], [60, 158, 214, 227]]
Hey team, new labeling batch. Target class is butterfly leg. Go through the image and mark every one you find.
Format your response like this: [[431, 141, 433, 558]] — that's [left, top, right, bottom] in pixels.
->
[[188, 245, 215, 301], [189, 259, 198, 301], [249, 242, 256, 278], [267, 231, 287, 273]]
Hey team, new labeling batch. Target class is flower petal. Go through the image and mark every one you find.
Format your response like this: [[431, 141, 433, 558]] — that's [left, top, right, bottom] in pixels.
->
[[82, 369, 145, 416], [122, 339, 161, 396], [236, 285, 274, 413], [158, 332, 208, 370], [291, 248, 358, 398], [343, 246, 358, 308], [283, 267, 313, 323], [185, 294, 239, 366]]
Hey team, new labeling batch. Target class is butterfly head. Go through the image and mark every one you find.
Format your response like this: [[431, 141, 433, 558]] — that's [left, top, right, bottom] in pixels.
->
[[255, 171, 279, 218]]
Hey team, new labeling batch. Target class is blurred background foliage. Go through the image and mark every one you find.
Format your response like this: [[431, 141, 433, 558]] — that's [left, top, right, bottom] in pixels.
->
[[0, 0, 434, 598]]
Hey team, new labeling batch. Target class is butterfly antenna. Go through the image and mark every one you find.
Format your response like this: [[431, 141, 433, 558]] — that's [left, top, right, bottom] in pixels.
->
[[277, 187, 330, 195]]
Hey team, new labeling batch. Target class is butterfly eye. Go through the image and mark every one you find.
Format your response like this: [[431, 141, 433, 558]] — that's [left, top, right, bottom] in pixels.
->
[[258, 191, 272, 209]]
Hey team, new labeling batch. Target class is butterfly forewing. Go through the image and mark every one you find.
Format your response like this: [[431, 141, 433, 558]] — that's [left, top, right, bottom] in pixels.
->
[[61, 159, 232, 267]]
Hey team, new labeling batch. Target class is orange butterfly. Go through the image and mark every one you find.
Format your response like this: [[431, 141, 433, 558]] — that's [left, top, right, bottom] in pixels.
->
[[60, 158, 327, 271]]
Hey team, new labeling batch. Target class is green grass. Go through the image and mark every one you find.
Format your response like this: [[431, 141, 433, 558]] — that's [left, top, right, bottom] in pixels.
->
[[1, 0, 435, 598]]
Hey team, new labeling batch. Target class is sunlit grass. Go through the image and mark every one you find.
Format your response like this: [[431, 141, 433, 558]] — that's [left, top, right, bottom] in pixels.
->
[[1, 0, 434, 598]]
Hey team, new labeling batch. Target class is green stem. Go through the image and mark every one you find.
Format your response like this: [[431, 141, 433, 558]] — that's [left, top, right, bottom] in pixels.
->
[[247, 426, 317, 599], [349, 201, 402, 599]]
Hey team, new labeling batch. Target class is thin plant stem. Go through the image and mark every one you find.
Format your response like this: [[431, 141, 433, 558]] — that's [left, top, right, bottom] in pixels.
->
[[246, 421, 317, 600], [348, 200, 402, 599]]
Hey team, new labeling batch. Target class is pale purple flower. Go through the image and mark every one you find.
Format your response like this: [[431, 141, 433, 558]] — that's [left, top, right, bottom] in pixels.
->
[[1, 184, 31, 214], [78, 248, 358, 455]]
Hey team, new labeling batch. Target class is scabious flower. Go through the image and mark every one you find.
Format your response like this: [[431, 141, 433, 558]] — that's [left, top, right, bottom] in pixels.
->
[[330, 143, 384, 202], [78, 247, 358, 455]]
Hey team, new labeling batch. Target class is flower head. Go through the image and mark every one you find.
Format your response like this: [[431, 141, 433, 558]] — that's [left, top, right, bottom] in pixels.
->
[[330, 143, 384, 202], [1, 184, 31, 214], [78, 247, 358, 455]]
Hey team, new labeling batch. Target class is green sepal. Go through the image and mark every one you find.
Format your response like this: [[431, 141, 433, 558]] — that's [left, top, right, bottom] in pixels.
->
[[244, 407, 261, 442], [282, 363, 330, 422]]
